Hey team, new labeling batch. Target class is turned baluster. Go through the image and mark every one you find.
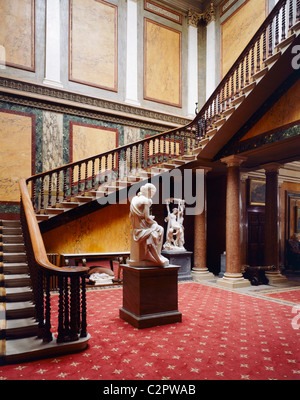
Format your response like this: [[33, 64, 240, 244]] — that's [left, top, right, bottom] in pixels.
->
[[245, 52, 249, 86], [158, 138, 161, 162], [297, 0, 300, 22], [235, 65, 239, 96], [70, 166, 74, 197], [268, 20, 273, 57], [289, 0, 293, 29], [56, 171, 60, 204], [63, 169, 67, 201], [91, 159, 95, 189], [43, 274, 53, 343], [275, 10, 279, 46], [64, 277, 70, 338], [163, 136, 167, 161], [70, 277, 79, 341], [147, 140, 150, 167], [80, 275, 87, 337], [251, 44, 255, 76], [240, 58, 244, 90], [84, 161, 88, 192], [40, 176, 45, 211], [98, 157, 102, 184], [256, 37, 260, 72], [129, 147, 133, 172], [47, 173, 52, 207], [105, 155, 108, 177], [78, 163, 82, 194], [57, 276, 65, 343], [136, 145, 139, 169], [282, 0, 287, 41], [141, 143, 145, 168], [263, 28, 267, 62]]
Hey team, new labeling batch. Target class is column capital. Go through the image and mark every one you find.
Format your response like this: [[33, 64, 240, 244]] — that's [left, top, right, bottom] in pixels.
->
[[204, 2, 216, 24], [221, 155, 247, 167], [262, 162, 282, 173], [187, 10, 201, 27]]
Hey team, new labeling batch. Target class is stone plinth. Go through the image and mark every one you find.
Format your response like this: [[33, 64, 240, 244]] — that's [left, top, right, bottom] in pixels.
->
[[161, 250, 193, 281], [119, 264, 182, 329]]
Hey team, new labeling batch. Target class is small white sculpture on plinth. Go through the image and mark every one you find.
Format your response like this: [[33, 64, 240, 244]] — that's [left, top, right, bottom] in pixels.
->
[[129, 183, 169, 267], [163, 198, 186, 251]]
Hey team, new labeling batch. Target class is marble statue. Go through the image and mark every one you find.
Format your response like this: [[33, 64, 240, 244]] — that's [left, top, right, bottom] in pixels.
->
[[163, 198, 186, 251], [129, 183, 169, 267]]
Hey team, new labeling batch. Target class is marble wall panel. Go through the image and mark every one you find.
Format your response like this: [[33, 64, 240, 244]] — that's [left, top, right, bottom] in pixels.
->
[[144, 18, 181, 107], [221, 0, 266, 77], [0, 0, 34, 71], [69, 0, 118, 91], [0, 109, 34, 202], [70, 121, 119, 181]]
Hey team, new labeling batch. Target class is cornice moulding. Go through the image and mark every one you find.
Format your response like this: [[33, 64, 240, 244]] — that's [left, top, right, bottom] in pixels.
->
[[0, 75, 192, 130]]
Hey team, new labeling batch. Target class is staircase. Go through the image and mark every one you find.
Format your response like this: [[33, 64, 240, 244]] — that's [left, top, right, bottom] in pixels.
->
[[28, 0, 300, 231], [0, 220, 37, 364]]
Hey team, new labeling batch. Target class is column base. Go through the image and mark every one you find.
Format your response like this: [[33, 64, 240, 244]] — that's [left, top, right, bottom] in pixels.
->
[[265, 271, 288, 285], [192, 268, 215, 281], [216, 273, 251, 289]]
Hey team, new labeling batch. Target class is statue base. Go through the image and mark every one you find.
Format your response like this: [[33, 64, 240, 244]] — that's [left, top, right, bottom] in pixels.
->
[[161, 250, 193, 281], [119, 264, 182, 329]]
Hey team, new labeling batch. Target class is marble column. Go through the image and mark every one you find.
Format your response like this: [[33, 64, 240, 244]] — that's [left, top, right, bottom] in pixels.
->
[[125, 0, 140, 106], [217, 155, 250, 288], [263, 163, 287, 284], [187, 12, 199, 117], [43, 0, 63, 88], [192, 168, 215, 281]]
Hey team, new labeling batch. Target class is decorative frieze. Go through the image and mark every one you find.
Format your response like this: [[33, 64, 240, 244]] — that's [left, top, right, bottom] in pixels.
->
[[0, 76, 191, 131]]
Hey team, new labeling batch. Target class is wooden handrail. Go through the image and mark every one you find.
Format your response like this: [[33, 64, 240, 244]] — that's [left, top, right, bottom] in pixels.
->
[[19, 179, 87, 275], [19, 178, 89, 343]]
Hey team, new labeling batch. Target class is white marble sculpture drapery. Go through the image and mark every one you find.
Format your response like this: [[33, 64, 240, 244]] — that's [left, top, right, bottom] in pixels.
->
[[129, 183, 169, 267]]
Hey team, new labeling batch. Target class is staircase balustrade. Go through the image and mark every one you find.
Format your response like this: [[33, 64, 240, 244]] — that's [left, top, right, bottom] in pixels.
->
[[19, 179, 89, 344]]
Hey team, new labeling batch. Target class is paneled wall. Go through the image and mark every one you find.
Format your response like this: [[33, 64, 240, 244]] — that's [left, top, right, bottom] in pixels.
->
[[0, 101, 159, 218]]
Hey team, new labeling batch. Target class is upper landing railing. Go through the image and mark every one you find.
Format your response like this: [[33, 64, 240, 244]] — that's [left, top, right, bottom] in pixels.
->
[[25, 0, 299, 214]]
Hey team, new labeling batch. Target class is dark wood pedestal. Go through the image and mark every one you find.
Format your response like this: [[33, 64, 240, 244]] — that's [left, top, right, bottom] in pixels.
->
[[119, 264, 182, 329]]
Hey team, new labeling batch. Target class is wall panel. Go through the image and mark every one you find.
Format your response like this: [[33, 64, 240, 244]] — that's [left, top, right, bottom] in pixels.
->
[[144, 18, 181, 107], [0, 0, 35, 71], [69, 0, 118, 91]]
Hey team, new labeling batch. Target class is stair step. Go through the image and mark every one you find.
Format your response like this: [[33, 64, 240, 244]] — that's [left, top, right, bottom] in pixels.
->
[[85, 190, 107, 198], [2, 243, 25, 253], [162, 163, 176, 169], [36, 214, 49, 222], [58, 201, 80, 208], [4, 333, 90, 364], [6, 301, 35, 319], [1, 227, 22, 235], [251, 66, 268, 83], [2, 263, 29, 275], [0, 220, 21, 228], [231, 93, 246, 107], [44, 208, 65, 215], [74, 195, 94, 203], [5, 317, 38, 340], [4, 274, 31, 288], [3, 253, 27, 263], [5, 287, 33, 302], [1, 235, 23, 244]]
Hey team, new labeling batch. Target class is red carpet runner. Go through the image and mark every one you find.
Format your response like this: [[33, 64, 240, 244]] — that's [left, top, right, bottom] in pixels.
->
[[0, 282, 299, 380]]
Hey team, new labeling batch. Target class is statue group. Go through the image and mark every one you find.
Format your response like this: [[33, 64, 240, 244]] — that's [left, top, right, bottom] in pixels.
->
[[129, 183, 185, 267]]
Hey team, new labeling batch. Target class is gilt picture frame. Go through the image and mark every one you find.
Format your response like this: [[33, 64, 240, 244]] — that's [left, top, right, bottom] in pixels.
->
[[249, 179, 265, 206]]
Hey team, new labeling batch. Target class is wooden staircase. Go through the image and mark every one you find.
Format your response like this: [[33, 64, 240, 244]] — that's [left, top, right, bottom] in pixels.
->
[[0, 219, 89, 365]]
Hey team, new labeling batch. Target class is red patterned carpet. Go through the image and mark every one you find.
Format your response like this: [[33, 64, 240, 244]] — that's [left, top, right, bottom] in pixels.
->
[[0, 282, 299, 381]]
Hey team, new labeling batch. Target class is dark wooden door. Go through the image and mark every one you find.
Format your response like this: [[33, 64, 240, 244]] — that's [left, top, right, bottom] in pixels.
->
[[248, 211, 265, 266]]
